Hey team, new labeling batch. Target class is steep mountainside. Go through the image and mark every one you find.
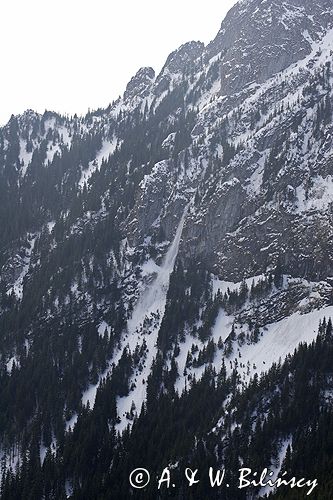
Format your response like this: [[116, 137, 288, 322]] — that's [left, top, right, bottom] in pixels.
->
[[1, 0, 333, 498]]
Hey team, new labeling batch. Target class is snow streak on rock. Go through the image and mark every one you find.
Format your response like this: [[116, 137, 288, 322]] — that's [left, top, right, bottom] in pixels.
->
[[81, 206, 188, 431]]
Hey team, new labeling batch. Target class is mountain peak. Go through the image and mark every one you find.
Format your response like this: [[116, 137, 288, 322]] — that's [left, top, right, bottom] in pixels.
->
[[159, 40, 204, 77], [206, 0, 333, 95], [123, 66, 155, 101]]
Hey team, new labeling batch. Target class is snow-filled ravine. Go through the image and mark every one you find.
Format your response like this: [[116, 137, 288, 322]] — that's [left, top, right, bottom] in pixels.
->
[[80, 206, 188, 432]]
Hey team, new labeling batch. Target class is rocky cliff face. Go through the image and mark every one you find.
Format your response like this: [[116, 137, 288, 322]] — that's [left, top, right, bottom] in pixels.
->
[[122, 0, 333, 283], [123, 66, 155, 101], [208, 0, 333, 91]]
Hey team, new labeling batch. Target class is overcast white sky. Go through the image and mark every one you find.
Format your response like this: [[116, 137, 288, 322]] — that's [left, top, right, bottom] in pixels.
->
[[0, 0, 237, 125]]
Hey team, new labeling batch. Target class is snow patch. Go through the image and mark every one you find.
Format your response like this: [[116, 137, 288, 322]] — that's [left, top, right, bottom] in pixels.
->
[[79, 138, 118, 188]]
